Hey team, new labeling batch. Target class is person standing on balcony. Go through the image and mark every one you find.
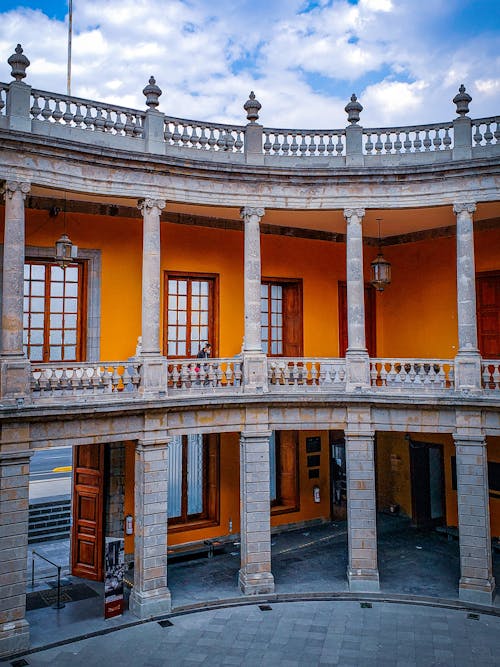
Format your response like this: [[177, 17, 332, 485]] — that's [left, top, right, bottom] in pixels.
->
[[197, 343, 211, 359]]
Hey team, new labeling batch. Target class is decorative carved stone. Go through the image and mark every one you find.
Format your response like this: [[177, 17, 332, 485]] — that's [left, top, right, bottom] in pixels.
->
[[2, 180, 31, 200], [240, 206, 265, 223], [345, 94, 363, 125], [7, 44, 30, 82], [453, 202, 476, 215], [243, 91, 261, 123], [344, 208, 365, 221], [137, 198, 166, 213], [142, 76, 162, 109], [453, 84, 472, 117]]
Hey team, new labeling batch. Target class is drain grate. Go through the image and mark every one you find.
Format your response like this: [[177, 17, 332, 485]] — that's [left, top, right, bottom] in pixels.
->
[[360, 602, 372, 609], [467, 613, 480, 621], [259, 604, 272, 611], [158, 619, 174, 628], [11, 659, 29, 667]]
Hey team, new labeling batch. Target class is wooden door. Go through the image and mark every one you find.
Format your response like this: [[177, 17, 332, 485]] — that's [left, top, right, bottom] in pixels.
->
[[477, 271, 500, 358], [71, 444, 105, 581], [283, 282, 303, 357], [409, 441, 445, 528], [338, 282, 376, 356]]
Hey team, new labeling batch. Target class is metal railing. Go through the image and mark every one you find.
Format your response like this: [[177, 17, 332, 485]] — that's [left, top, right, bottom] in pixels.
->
[[30, 550, 65, 609]]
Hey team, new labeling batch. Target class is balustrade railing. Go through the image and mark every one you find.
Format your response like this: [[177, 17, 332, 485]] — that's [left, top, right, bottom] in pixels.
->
[[167, 358, 243, 390], [31, 361, 142, 398], [472, 116, 500, 146], [363, 122, 453, 155], [370, 359, 454, 390], [164, 117, 244, 152], [0, 82, 7, 116], [30, 89, 145, 137], [268, 358, 346, 389], [482, 361, 500, 391], [262, 128, 346, 157]]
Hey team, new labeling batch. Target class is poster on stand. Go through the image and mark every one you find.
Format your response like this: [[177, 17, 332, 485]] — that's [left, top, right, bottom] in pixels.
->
[[104, 537, 124, 619]]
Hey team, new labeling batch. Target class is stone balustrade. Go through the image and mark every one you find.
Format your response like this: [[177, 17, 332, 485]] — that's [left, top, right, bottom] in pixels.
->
[[30, 89, 145, 136], [370, 359, 454, 390], [164, 117, 244, 153], [24, 357, 500, 402], [167, 357, 243, 391], [262, 128, 346, 157], [30, 361, 141, 399], [362, 122, 453, 155], [1, 45, 499, 168], [268, 358, 346, 390], [482, 361, 500, 391]]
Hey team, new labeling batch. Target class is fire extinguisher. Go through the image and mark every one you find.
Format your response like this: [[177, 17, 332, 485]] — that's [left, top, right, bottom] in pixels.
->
[[125, 514, 134, 535], [313, 486, 321, 503]]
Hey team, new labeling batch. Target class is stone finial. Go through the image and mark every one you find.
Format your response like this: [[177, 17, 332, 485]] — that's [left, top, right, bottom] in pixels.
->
[[8, 44, 30, 82], [244, 91, 261, 123], [453, 84, 472, 117], [143, 76, 162, 109], [345, 93, 363, 124]]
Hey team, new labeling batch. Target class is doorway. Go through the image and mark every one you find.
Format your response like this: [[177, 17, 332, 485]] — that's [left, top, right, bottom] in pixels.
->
[[409, 440, 445, 528], [329, 435, 347, 521]]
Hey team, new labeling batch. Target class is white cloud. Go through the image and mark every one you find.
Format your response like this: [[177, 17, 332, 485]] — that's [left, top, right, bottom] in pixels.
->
[[0, 0, 498, 129]]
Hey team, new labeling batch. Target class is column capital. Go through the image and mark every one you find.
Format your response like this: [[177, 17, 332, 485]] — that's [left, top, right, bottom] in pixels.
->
[[344, 207, 365, 221], [453, 433, 485, 446], [453, 202, 476, 215], [240, 206, 265, 223], [137, 197, 166, 213], [2, 180, 30, 200], [137, 437, 170, 451], [240, 429, 272, 440]]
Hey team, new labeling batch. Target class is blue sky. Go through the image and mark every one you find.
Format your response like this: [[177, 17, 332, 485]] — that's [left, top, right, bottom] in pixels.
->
[[0, 0, 499, 128]]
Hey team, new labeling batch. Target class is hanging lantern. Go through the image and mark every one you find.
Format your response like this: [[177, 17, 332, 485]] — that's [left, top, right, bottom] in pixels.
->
[[370, 218, 391, 292], [55, 232, 76, 268]]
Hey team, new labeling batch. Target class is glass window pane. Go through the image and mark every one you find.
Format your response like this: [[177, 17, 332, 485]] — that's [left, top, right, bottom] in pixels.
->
[[261, 284, 267, 297], [51, 265, 64, 281], [64, 266, 78, 281], [191, 311, 200, 325], [51, 282, 64, 297], [50, 298, 64, 313], [178, 281, 187, 295], [178, 326, 186, 340], [30, 329, 44, 345], [24, 265, 30, 279], [178, 342, 186, 355], [168, 279, 178, 294], [49, 346, 62, 361], [31, 297, 45, 312], [168, 326, 177, 340], [50, 330, 63, 345], [200, 282, 208, 296], [65, 298, 78, 313], [31, 281, 45, 297], [64, 329, 77, 345], [31, 264, 45, 280], [262, 341, 268, 354], [50, 314, 62, 328], [31, 313, 44, 328], [191, 282, 200, 295], [63, 346, 76, 360], [178, 296, 187, 310], [167, 341, 177, 356], [178, 311, 187, 325], [30, 346, 43, 361], [168, 295, 177, 310], [167, 436, 183, 518], [200, 312, 208, 325], [66, 314, 77, 328], [168, 311, 177, 324], [65, 282, 78, 297]]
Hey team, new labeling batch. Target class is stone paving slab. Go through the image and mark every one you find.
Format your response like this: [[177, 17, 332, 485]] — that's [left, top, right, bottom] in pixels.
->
[[11, 600, 500, 667]]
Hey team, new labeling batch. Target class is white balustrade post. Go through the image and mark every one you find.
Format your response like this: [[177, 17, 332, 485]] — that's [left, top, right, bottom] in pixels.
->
[[137, 197, 167, 395], [1, 181, 31, 403], [129, 438, 172, 618], [344, 208, 370, 390], [142, 76, 166, 155], [345, 94, 364, 167], [452, 85, 472, 161], [243, 92, 264, 166], [240, 206, 268, 392], [453, 202, 481, 391], [6, 45, 31, 133], [239, 430, 275, 595], [454, 431, 495, 604], [0, 446, 32, 659]]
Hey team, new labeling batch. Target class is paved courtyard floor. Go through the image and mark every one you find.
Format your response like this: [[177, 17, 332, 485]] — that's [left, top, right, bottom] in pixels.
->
[[14, 516, 500, 666]]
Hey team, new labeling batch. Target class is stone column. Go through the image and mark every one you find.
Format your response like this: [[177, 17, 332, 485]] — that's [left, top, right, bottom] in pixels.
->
[[240, 207, 268, 391], [345, 408, 379, 592], [454, 433, 495, 604], [0, 449, 32, 658], [1, 181, 31, 403], [453, 202, 481, 391], [129, 439, 171, 618], [344, 208, 370, 390], [239, 430, 274, 594], [137, 198, 167, 394]]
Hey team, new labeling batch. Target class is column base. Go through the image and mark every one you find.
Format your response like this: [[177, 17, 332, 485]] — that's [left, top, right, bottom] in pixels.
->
[[345, 349, 370, 391], [0, 357, 31, 405], [138, 355, 167, 396], [459, 577, 495, 605], [242, 352, 268, 393], [239, 569, 275, 595], [0, 618, 30, 659], [454, 351, 482, 392], [347, 568, 380, 593], [129, 588, 171, 619]]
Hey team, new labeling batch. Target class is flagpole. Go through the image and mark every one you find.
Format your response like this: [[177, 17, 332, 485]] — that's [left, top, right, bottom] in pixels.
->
[[67, 0, 73, 96]]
